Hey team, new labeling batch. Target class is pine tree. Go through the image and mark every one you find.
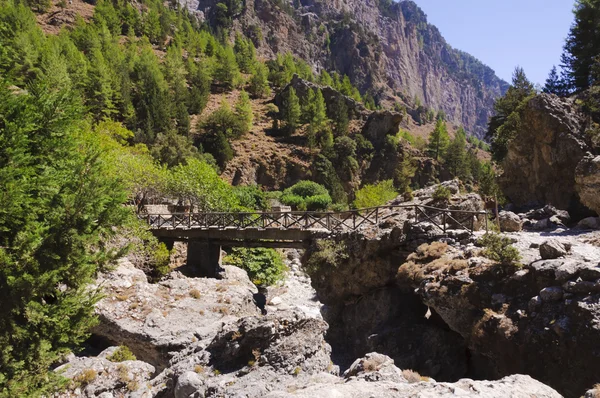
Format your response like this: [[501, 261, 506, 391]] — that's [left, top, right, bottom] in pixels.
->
[[248, 62, 271, 98], [487, 67, 536, 162], [393, 152, 417, 193], [319, 70, 334, 87], [214, 45, 241, 90], [164, 46, 190, 135], [86, 48, 116, 120], [130, 43, 173, 144], [187, 57, 211, 114], [543, 66, 568, 96], [0, 80, 127, 396], [561, 0, 600, 92], [444, 127, 469, 179], [281, 87, 301, 135], [331, 96, 349, 135], [234, 34, 256, 74], [427, 118, 450, 161], [235, 90, 253, 135]]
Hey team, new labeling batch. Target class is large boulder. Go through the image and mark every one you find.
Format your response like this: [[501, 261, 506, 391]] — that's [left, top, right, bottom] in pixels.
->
[[539, 240, 569, 259], [499, 94, 589, 211], [92, 260, 260, 368], [498, 210, 523, 232], [576, 153, 600, 216]]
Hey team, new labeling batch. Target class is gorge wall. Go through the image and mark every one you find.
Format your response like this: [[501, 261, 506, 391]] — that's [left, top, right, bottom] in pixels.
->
[[185, 0, 509, 138]]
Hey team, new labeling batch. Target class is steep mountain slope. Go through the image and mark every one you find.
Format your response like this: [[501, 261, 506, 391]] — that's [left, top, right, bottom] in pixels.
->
[[185, 0, 509, 138]]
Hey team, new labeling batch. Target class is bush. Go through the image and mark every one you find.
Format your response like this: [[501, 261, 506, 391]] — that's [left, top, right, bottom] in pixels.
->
[[223, 248, 287, 286], [305, 194, 332, 211], [305, 240, 348, 275], [234, 185, 267, 210], [478, 233, 522, 267], [107, 346, 137, 362], [353, 180, 398, 209], [280, 181, 332, 211], [432, 185, 451, 202]]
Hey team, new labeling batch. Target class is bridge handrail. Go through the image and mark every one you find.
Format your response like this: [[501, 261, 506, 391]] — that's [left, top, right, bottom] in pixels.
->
[[141, 204, 489, 217]]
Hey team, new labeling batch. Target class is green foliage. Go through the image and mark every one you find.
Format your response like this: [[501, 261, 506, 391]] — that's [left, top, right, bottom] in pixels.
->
[[478, 162, 503, 199], [168, 158, 238, 211], [235, 90, 253, 135], [281, 87, 301, 135], [0, 81, 128, 396], [353, 180, 398, 209], [107, 346, 137, 362], [487, 67, 536, 162], [214, 45, 241, 90], [432, 185, 451, 201], [248, 62, 271, 98], [427, 119, 450, 161], [224, 248, 286, 286], [561, 0, 600, 92], [543, 65, 568, 96], [151, 131, 199, 168], [393, 153, 417, 193], [330, 96, 349, 136], [281, 181, 332, 210], [312, 155, 347, 204], [305, 240, 348, 275], [478, 233, 522, 267], [234, 34, 256, 74], [198, 101, 244, 168], [444, 127, 469, 179], [234, 185, 267, 210]]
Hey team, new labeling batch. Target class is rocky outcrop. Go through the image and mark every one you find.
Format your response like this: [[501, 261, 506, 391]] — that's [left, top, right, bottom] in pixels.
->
[[187, 0, 507, 138], [92, 259, 260, 369], [576, 153, 600, 215], [499, 94, 589, 212], [396, 238, 600, 397]]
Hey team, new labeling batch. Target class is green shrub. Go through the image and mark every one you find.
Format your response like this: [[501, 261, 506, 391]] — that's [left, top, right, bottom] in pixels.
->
[[280, 181, 332, 211], [150, 242, 171, 278], [107, 346, 137, 362], [234, 185, 267, 210], [432, 185, 451, 202], [280, 193, 305, 209], [478, 233, 522, 267], [305, 240, 348, 275], [305, 194, 332, 211], [286, 180, 329, 197], [224, 248, 287, 286], [353, 180, 398, 209]]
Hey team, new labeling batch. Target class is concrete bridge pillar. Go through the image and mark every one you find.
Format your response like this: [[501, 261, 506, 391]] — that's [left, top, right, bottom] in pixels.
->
[[187, 240, 222, 278]]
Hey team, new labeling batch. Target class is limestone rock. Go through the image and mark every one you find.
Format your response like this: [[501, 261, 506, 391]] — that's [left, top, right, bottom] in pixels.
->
[[93, 260, 260, 368], [54, 347, 155, 398], [499, 94, 589, 210], [539, 240, 568, 259], [576, 153, 600, 215], [261, 374, 561, 398], [539, 286, 564, 302], [577, 216, 600, 229], [174, 371, 204, 398], [498, 211, 523, 232]]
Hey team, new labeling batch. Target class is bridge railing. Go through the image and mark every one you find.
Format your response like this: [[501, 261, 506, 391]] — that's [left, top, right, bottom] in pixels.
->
[[142, 204, 489, 234]]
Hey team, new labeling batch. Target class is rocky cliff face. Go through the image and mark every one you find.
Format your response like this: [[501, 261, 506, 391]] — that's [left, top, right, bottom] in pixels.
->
[[187, 0, 508, 138], [499, 94, 592, 214]]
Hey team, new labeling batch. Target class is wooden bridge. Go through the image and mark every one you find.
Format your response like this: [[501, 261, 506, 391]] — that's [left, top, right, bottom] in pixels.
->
[[144, 204, 488, 277]]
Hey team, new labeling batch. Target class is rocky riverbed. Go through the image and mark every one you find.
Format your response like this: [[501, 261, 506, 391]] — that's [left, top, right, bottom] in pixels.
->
[[55, 182, 600, 398]]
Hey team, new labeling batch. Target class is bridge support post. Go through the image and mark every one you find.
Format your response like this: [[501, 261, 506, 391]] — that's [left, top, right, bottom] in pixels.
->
[[187, 240, 222, 278]]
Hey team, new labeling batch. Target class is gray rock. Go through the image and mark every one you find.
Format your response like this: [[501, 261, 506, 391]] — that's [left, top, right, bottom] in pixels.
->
[[498, 211, 523, 232], [93, 260, 260, 367], [563, 281, 600, 294], [342, 353, 406, 383], [539, 240, 568, 259], [174, 371, 204, 398], [261, 374, 561, 398], [539, 287, 564, 302], [577, 216, 600, 229], [530, 259, 599, 282], [54, 353, 155, 397]]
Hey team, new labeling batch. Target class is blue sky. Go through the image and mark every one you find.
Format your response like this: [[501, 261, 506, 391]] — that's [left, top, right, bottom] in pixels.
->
[[412, 0, 576, 85]]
